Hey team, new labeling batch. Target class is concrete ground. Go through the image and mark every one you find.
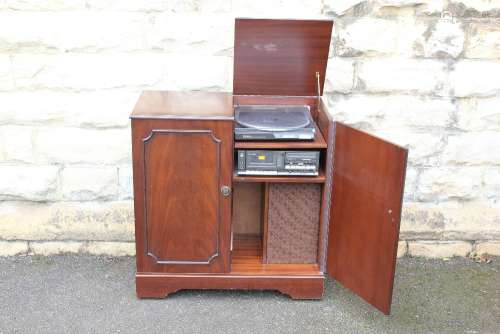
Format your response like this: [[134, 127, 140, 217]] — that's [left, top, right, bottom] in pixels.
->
[[0, 256, 498, 334]]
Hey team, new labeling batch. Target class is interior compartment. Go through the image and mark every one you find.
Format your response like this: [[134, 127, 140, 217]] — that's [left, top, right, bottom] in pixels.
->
[[231, 181, 322, 273], [232, 183, 264, 262], [230, 95, 327, 275]]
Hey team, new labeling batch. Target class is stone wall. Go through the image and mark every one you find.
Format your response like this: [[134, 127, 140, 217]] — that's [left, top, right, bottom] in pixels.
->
[[0, 0, 499, 257]]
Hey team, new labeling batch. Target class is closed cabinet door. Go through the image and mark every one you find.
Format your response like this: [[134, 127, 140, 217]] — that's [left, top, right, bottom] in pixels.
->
[[132, 119, 233, 273]]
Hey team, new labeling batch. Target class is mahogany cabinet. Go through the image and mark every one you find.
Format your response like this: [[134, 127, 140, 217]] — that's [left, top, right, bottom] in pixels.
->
[[130, 18, 408, 315]]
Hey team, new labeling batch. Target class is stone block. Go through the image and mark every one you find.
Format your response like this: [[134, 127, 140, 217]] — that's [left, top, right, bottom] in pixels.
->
[[0, 125, 35, 163], [323, 0, 367, 16], [148, 13, 234, 56], [118, 165, 133, 200], [84, 242, 135, 256], [482, 168, 500, 199], [443, 131, 500, 165], [337, 18, 399, 56], [368, 128, 443, 166], [60, 166, 118, 201], [357, 58, 446, 94], [0, 241, 29, 256], [86, 0, 166, 11], [233, 0, 323, 17], [30, 241, 85, 255], [326, 94, 453, 130], [159, 54, 231, 91], [324, 58, 355, 93], [418, 20, 465, 58], [337, 17, 422, 56], [0, 165, 59, 201], [466, 23, 500, 59], [415, 1, 447, 16], [36, 127, 131, 164], [403, 167, 418, 201], [450, 60, 500, 97], [4, 0, 86, 10], [0, 91, 138, 128], [198, 0, 232, 13], [449, 1, 500, 17], [397, 241, 408, 258], [63, 92, 136, 129], [474, 242, 500, 256], [165, 0, 199, 12], [0, 54, 13, 91], [408, 241, 472, 258], [401, 201, 500, 240], [375, 0, 426, 6], [0, 12, 149, 52], [456, 97, 500, 131], [12, 54, 166, 90], [0, 201, 134, 241], [371, 1, 446, 17], [0, 92, 67, 125], [416, 167, 483, 201]]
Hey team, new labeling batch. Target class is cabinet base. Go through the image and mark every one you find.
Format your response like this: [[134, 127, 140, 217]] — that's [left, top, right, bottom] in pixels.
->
[[136, 273, 325, 300]]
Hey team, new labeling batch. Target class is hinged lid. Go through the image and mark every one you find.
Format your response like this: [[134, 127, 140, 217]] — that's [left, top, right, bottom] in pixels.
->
[[233, 18, 333, 97]]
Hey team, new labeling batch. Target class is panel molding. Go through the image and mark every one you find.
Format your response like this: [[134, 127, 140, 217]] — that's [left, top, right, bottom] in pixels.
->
[[142, 129, 222, 265]]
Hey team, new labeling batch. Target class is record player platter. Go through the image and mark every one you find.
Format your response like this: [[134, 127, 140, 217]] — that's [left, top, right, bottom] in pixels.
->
[[234, 105, 316, 140]]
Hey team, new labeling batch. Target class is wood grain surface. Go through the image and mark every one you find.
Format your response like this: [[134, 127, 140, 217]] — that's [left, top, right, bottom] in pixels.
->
[[132, 118, 233, 273], [233, 169, 326, 184], [233, 18, 333, 96], [136, 235, 324, 300], [326, 122, 408, 315], [131, 91, 234, 120], [234, 124, 327, 149]]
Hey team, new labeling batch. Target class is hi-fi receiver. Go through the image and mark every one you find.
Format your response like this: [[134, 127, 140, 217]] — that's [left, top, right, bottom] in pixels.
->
[[236, 150, 320, 176]]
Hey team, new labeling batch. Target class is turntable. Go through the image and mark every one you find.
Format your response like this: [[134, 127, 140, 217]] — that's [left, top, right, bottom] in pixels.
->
[[234, 105, 316, 140]]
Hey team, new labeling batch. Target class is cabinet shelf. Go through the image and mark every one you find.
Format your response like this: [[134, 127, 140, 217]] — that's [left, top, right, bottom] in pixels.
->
[[231, 235, 320, 275], [234, 124, 327, 149], [233, 169, 326, 184]]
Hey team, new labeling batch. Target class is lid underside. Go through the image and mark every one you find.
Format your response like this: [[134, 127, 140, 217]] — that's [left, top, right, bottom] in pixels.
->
[[233, 18, 333, 97]]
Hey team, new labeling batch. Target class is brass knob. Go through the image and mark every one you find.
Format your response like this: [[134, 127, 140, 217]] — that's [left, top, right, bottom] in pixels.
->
[[221, 186, 231, 197]]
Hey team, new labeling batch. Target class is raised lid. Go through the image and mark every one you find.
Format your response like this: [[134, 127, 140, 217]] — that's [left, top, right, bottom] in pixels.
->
[[233, 18, 333, 97]]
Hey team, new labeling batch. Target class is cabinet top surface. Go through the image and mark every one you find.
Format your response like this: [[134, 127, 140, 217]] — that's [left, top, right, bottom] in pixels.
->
[[131, 90, 234, 120]]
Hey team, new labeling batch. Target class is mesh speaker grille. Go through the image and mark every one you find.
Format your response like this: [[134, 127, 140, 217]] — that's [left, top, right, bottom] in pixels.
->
[[266, 183, 321, 264]]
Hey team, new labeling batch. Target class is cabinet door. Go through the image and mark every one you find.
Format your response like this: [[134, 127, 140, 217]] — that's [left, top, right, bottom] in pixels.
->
[[132, 119, 233, 273], [326, 122, 408, 314]]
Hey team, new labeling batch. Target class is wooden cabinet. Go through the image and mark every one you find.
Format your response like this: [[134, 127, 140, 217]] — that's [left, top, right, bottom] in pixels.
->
[[130, 18, 408, 315]]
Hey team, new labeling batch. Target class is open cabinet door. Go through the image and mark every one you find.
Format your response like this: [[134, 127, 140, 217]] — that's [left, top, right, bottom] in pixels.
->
[[326, 122, 408, 315]]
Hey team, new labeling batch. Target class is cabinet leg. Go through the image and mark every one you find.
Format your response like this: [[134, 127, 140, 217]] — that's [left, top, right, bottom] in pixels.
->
[[136, 284, 180, 299], [280, 285, 324, 300]]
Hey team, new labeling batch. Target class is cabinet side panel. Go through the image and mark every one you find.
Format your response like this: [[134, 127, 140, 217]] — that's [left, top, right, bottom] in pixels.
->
[[131, 120, 147, 272], [317, 99, 334, 272]]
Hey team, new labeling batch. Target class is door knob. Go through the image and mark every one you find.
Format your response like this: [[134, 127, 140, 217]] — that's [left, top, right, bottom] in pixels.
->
[[220, 186, 231, 197]]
